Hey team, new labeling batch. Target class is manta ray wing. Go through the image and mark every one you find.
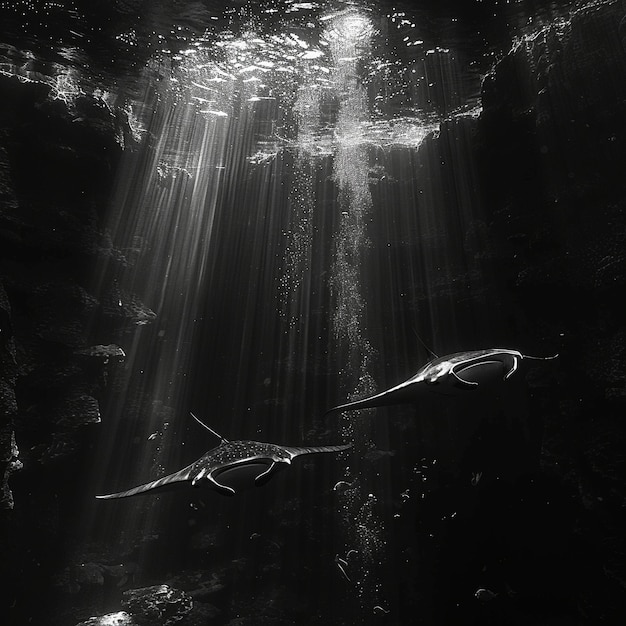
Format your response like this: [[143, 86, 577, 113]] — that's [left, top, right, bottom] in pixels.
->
[[250, 444, 352, 486], [279, 443, 353, 457], [95, 461, 198, 499], [324, 381, 422, 416]]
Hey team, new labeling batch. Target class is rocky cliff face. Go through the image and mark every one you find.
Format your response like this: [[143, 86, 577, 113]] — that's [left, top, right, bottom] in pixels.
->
[[476, 1, 626, 617], [0, 75, 145, 512], [0, 68, 161, 622], [0, 64, 167, 622], [479, 0, 626, 513]]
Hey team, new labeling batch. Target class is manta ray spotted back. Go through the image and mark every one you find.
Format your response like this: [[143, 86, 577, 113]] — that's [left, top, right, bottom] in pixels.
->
[[97, 414, 351, 499], [325, 348, 557, 417]]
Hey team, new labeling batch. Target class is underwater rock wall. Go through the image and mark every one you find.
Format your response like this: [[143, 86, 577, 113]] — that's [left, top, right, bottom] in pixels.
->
[[476, 0, 626, 615], [0, 71, 164, 624], [0, 74, 147, 510], [479, 0, 626, 489]]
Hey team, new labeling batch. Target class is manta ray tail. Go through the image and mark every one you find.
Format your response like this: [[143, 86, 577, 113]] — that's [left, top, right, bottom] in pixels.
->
[[96, 462, 196, 499], [282, 443, 352, 458]]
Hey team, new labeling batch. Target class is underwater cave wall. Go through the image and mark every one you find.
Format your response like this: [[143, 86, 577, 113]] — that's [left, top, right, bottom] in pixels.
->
[[0, 74, 145, 513], [474, 0, 626, 613]]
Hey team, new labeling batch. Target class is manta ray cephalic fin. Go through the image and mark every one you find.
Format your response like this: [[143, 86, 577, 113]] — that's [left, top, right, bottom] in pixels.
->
[[451, 369, 480, 387]]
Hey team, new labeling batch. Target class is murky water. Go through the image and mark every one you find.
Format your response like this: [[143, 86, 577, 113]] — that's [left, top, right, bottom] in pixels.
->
[[3, 0, 615, 624]]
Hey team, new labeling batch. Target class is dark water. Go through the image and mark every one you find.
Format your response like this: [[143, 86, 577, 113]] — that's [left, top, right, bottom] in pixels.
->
[[2, 0, 624, 624]]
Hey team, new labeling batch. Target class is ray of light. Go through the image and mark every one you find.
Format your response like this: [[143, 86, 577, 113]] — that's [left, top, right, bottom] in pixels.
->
[[78, 1, 460, 609], [83, 54, 237, 546]]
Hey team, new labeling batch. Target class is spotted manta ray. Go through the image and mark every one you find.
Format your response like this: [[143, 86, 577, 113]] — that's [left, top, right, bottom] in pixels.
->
[[325, 348, 557, 417], [97, 414, 351, 499]]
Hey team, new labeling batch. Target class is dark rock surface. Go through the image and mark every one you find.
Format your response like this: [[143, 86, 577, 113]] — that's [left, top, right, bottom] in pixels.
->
[[0, 70, 136, 506], [471, 1, 626, 622], [0, 62, 152, 624]]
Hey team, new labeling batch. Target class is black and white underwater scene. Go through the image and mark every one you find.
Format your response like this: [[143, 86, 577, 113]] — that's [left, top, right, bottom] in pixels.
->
[[1, 0, 626, 624]]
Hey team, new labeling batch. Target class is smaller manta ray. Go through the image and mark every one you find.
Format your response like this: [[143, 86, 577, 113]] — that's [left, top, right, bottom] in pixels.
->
[[96, 413, 351, 499], [325, 348, 557, 417]]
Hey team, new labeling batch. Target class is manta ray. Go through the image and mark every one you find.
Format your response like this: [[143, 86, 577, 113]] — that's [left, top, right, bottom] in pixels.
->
[[97, 414, 351, 499], [325, 348, 557, 417]]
